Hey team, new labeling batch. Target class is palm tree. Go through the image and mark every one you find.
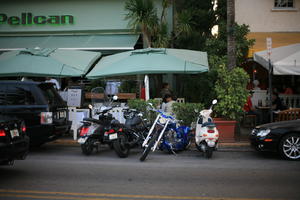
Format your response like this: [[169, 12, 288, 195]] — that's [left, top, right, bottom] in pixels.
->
[[227, 0, 236, 70], [125, 0, 158, 48]]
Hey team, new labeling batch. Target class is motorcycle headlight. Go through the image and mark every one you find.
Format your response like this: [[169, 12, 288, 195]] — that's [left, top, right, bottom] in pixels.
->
[[159, 117, 167, 124], [257, 129, 271, 137]]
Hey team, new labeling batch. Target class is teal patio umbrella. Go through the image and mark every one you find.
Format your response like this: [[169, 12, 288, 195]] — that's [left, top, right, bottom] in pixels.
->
[[86, 48, 209, 78], [0, 48, 101, 77]]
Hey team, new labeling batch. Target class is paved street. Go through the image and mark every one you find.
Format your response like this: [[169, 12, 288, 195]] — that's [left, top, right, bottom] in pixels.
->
[[0, 144, 299, 200]]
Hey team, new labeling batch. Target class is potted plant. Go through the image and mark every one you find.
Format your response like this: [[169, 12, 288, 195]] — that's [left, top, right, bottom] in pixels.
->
[[214, 64, 249, 142]]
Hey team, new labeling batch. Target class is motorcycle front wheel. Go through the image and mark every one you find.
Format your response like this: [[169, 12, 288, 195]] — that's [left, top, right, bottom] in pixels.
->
[[81, 138, 94, 155], [113, 134, 130, 158], [140, 132, 158, 162]]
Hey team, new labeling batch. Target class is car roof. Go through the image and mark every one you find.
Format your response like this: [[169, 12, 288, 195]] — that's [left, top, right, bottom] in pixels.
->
[[0, 80, 53, 86]]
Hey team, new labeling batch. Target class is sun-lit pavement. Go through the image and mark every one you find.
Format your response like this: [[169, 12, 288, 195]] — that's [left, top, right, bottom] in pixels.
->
[[0, 144, 299, 200]]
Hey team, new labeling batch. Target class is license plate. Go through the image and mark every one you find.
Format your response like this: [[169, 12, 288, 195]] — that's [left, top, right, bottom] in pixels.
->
[[10, 129, 19, 138], [58, 111, 66, 118], [78, 137, 88, 144], [109, 133, 118, 140]]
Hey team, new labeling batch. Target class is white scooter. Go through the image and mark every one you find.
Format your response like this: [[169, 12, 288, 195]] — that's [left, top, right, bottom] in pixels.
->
[[195, 99, 219, 158]]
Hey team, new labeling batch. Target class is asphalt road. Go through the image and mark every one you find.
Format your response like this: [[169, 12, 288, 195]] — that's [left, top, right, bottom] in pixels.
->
[[0, 144, 299, 200]]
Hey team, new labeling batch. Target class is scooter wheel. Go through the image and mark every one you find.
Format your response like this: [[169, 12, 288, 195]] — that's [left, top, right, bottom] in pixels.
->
[[204, 147, 213, 159], [81, 138, 94, 155]]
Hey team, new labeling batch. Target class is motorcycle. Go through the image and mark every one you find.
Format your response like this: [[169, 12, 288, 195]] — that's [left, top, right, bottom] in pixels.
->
[[140, 104, 191, 162], [77, 87, 118, 155], [195, 99, 219, 158], [106, 109, 149, 158]]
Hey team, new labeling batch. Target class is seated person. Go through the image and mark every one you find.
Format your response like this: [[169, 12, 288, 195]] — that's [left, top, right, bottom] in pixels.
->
[[272, 93, 286, 111], [244, 91, 262, 125], [282, 85, 294, 95], [161, 94, 176, 115]]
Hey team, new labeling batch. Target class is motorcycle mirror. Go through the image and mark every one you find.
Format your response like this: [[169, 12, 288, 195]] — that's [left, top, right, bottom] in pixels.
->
[[113, 95, 118, 101], [212, 99, 218, 105], [88, 104, 93, 109]]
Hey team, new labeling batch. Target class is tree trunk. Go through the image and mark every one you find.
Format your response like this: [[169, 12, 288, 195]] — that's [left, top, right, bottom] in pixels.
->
[[227, 0, 236, 70], [142, 25, 151, 48]]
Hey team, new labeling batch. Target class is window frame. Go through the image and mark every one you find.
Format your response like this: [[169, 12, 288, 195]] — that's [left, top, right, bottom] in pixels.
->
[[273, 0, 298, 11]]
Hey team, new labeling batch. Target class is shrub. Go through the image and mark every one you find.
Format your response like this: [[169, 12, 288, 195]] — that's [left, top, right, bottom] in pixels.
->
[[172, 102, 204, 126], [127, 99, 159, 121], [214, 64, 249, 121]]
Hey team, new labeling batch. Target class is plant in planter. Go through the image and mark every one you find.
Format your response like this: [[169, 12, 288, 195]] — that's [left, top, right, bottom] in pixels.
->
[[214, 64, 249, 142]]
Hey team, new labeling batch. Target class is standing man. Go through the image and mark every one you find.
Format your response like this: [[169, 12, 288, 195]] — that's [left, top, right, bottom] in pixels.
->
[[45, 77, 61, 90]]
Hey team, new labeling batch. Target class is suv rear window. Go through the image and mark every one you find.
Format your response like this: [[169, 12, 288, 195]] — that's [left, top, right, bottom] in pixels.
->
[[38, 83, 66, 106], [0, 85, 36, 105]]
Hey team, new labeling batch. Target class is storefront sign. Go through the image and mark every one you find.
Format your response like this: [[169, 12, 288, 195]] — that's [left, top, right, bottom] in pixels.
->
[[0, 13, 74, 25]]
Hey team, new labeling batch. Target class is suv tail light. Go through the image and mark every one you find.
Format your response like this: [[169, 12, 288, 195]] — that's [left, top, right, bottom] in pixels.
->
[[0, 129, 6, 137], [21, 122, 26, 132], [40, 112, 53, 124], [80, 127, 89, 136]]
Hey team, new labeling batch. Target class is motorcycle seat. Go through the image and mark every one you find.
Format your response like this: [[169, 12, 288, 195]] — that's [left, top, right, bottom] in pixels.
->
[[202, 122, 216, 128], [83, 118, 100, 124]]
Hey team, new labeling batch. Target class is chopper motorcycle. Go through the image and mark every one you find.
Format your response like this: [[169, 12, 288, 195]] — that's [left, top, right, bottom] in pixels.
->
[[140, 104, 191, 162]]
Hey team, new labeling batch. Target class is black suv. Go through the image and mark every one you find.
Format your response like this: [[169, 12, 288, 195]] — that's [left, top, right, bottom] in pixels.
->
[[0, 81, 71, 146], [0, 115, 29, 165]]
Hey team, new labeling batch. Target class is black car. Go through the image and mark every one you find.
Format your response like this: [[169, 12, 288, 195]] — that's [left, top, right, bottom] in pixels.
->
[[250, 119, 300, 160], [0, 114, 29, 165], [0, 81, 71, 146]]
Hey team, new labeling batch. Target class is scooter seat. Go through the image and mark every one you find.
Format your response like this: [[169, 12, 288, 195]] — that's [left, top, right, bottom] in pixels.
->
[[202, 122, 216, 128]]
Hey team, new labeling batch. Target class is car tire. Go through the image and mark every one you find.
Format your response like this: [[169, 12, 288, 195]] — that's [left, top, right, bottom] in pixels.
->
[[279, 133, 300, 160]]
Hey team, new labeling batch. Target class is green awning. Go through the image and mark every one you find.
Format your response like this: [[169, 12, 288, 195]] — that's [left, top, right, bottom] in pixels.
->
[[0, 48, 101, 77], [86, 48, 209, 79], [0, 34, 139, 51]]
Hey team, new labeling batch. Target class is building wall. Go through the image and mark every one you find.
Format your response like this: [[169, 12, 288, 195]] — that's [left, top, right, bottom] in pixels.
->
[[236, 0, 300, 32]]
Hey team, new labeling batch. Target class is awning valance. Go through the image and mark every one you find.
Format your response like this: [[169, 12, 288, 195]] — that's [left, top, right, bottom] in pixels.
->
[[0, 34, 139, 51]]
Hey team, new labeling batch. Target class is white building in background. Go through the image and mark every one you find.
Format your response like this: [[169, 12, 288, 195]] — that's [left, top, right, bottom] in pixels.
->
[[235, 0, 300, 57]]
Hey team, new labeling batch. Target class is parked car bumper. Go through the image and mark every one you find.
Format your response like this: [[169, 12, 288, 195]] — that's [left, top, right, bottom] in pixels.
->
[[28, 121, 71, 145], [249, 135, 279, 152], [0, 136, 30, 161]]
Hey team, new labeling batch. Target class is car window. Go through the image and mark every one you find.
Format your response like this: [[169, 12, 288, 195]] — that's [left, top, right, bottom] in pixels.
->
[[5, 85, 36, 105]]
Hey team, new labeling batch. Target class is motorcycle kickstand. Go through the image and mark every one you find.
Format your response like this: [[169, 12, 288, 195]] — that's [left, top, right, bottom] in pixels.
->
[[170, 148, 177, 156]]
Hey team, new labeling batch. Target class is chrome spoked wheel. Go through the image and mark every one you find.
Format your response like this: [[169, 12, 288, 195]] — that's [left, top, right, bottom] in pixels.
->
[[281, 134, 300, 160]]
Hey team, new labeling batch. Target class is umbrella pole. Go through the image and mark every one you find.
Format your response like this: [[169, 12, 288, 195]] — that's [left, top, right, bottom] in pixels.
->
[[268, 59, 273, 122]]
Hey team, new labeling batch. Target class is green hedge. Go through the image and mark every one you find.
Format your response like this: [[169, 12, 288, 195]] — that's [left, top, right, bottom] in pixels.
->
[[172, 102, 204, 126]]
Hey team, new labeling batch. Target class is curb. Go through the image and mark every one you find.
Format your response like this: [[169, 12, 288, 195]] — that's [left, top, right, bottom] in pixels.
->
[[48, 138, 253, 152]]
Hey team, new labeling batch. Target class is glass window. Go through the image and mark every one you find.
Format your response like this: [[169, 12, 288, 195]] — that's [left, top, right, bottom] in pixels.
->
[[274, 0, 294, 8], [5, 85, 36, 105], [38, 84, 65, 106]]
